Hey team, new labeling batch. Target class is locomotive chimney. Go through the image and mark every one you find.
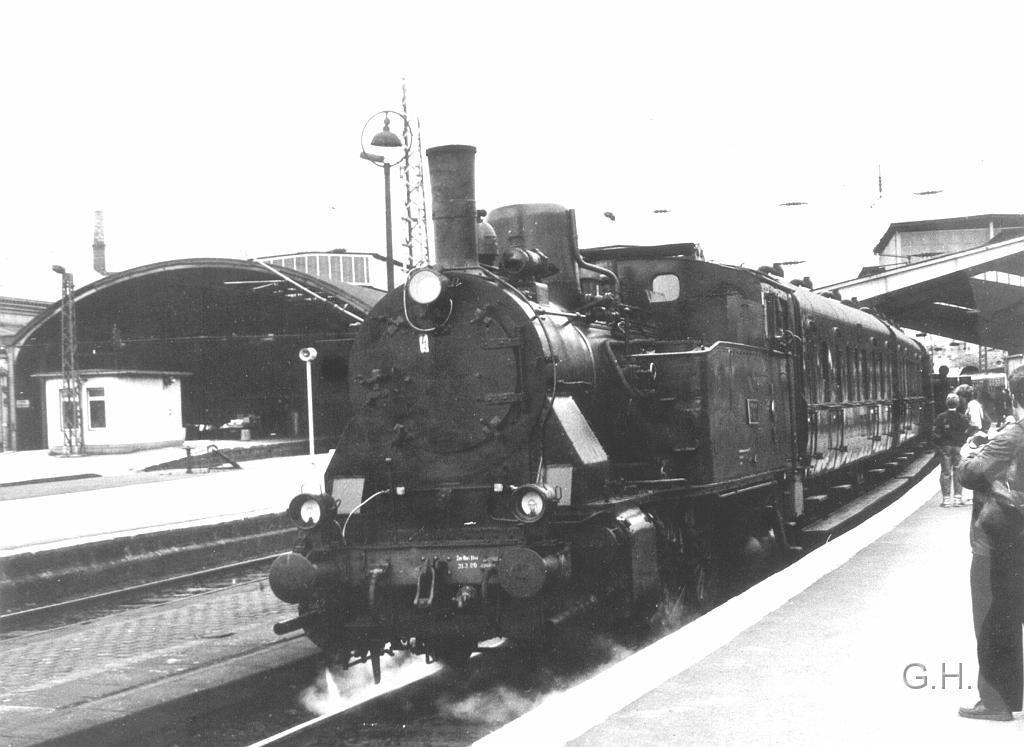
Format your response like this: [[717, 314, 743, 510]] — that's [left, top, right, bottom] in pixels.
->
[[426, 145, 478, 270]]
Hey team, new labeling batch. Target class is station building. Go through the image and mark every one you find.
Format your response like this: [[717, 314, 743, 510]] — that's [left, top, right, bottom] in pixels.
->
[[4, 256, 386, 454], [1, 296, 51, 452]]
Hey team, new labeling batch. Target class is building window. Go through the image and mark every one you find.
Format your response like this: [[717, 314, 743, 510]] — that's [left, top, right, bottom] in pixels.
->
[[341, 255, 370, 284], [353, 256, 368, 284], [87, 387, 106, 429]]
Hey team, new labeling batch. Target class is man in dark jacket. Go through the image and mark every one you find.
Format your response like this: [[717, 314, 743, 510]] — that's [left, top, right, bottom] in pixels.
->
[[956, 368, 1024, 721]]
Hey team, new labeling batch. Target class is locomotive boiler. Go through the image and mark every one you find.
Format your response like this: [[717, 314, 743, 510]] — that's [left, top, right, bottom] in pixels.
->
[[269, 145, 930, 680]]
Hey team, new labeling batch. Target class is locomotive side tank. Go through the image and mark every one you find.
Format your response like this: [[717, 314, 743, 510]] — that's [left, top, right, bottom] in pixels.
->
[[269, 144, 930, 679]]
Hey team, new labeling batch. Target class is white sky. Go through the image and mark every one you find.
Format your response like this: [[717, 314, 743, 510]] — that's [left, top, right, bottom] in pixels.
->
[[2, 0, 1022, 302]]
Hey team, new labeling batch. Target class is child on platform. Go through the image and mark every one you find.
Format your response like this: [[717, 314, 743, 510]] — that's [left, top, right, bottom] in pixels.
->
[[934, 392, 972, 507]]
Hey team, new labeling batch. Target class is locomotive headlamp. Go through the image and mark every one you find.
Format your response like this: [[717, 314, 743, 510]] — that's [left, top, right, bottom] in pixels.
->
[[287, 493, 336, 530], [407, 267, 449, 305], [510, 483, 558, 523]]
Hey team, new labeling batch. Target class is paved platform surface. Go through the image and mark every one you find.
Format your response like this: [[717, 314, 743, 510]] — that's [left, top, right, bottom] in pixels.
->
[[479, 474, 1023, 746], [0, 438, 308, 486], [0, 444, 331, 555]]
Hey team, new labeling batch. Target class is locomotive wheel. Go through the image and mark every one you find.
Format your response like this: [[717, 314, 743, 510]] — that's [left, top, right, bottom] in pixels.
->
[[430, 637, 475, 668], [650, 581, 688, 637], [687, 555, 721, 613], [371, 649, 382, 684], [686, 524, 723, 614]]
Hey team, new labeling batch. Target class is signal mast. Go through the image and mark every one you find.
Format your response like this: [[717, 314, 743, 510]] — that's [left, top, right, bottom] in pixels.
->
[[52, 264, 83, 455], [399, 79, 430, 267]]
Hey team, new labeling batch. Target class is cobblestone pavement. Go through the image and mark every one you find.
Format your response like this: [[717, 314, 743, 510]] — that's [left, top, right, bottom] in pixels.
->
[[0, 582, 297, 722]]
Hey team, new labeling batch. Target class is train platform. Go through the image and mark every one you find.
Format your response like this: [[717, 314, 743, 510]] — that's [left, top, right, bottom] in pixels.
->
[[478, 473, 1024, 746], [0, 437, 309, 487], [0, 442, 330, 556]]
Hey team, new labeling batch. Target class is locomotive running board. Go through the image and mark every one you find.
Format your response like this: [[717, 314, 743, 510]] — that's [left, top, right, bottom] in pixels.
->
[[800, 451, 938, 548]]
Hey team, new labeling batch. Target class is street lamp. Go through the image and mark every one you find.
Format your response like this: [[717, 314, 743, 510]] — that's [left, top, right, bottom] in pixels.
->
[[298, 347, 317, 458], [360, 111, 409, 292]]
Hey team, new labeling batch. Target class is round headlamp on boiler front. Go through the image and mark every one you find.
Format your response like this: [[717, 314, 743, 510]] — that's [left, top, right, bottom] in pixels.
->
[[510, 483, 558, 523], [406, 266, 449, 305], [287, 493, 336, 530]]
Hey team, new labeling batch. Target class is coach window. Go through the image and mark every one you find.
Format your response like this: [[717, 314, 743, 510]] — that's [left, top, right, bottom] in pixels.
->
[[649, 274, 680, 303], [87, 387, 106, 429], [819, 340, 831, 402], [804, 327, 818, 402], [835, 345, 846, 401], [881, 351, 889, 399], [871, 351, 879, 399], [861, 349, 870, 400], [851, 350, 860, 401], [846, 345, 855, 400]]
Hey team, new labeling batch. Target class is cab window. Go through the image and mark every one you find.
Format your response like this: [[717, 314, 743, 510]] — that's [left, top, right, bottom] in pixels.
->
[[648, 274, 679, 303]]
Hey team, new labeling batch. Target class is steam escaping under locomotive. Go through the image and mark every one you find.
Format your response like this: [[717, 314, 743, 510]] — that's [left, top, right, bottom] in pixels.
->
[[269, 144, 930, 681]]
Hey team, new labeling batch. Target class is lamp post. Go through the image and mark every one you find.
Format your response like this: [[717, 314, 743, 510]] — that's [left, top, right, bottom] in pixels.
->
[[360, 111, 409, 292], [298, 347, 317, 458]]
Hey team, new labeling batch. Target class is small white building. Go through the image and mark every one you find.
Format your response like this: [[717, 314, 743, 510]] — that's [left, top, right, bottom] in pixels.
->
[[35, 370, 189, 454]]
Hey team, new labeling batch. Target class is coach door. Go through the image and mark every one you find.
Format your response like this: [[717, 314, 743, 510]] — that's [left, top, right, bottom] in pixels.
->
[[766, 291, 801, 469]]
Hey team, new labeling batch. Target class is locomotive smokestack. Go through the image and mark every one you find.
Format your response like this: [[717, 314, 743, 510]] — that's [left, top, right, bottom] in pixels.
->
[[426, 145, 478, 270]]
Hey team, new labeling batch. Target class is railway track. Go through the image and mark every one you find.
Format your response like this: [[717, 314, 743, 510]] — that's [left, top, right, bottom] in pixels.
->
[[0, 553, 278, 639], [184, 634, 634, 747]]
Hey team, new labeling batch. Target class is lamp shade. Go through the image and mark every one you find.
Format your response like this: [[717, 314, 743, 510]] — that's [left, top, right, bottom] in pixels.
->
[[370, 122, 403, 148]]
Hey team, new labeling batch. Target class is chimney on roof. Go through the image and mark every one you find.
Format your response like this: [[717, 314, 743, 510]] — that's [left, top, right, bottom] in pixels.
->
[[92, 210, 107, 275]]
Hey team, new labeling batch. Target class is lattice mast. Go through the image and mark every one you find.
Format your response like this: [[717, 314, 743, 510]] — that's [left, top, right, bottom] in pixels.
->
[[399, 79, 430, 267], [92, 210, 107, 274], [58, 269, 83, 454]]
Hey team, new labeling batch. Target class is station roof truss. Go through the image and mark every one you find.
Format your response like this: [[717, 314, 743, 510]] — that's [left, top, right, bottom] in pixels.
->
[[13, 258, 384, 352], [823, 231, 1024, 353], [8, 258, 387, 450]]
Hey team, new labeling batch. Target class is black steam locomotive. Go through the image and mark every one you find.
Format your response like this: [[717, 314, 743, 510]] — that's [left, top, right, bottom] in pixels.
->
[[269, 145, 929, 680]]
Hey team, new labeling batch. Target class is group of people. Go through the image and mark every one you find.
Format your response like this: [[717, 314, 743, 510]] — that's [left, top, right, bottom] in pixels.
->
[[932, 376, 993, 507], [936, 367, 1024, 722]]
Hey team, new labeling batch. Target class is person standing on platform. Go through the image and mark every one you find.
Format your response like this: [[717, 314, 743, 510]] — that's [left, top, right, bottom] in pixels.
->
[[933, 393, 971, 507], [956, 367, 1024, 722], [932, 365, 952, 417], [957, 384, 988, 435]]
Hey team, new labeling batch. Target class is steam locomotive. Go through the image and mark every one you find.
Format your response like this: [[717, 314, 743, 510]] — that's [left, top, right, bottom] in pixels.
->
[[269, 145, 930, 681]]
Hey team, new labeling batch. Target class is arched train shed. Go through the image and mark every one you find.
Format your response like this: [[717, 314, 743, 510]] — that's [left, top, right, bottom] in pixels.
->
[[8, 258, 382, 452]]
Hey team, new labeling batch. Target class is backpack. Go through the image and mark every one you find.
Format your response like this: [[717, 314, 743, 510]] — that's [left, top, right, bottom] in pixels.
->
[[935, 412, 966, 445]]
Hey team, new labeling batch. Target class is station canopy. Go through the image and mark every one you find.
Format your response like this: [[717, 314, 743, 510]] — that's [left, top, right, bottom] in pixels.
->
[[822, 231, 1024, 354], [11, 258, 383, 451]]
